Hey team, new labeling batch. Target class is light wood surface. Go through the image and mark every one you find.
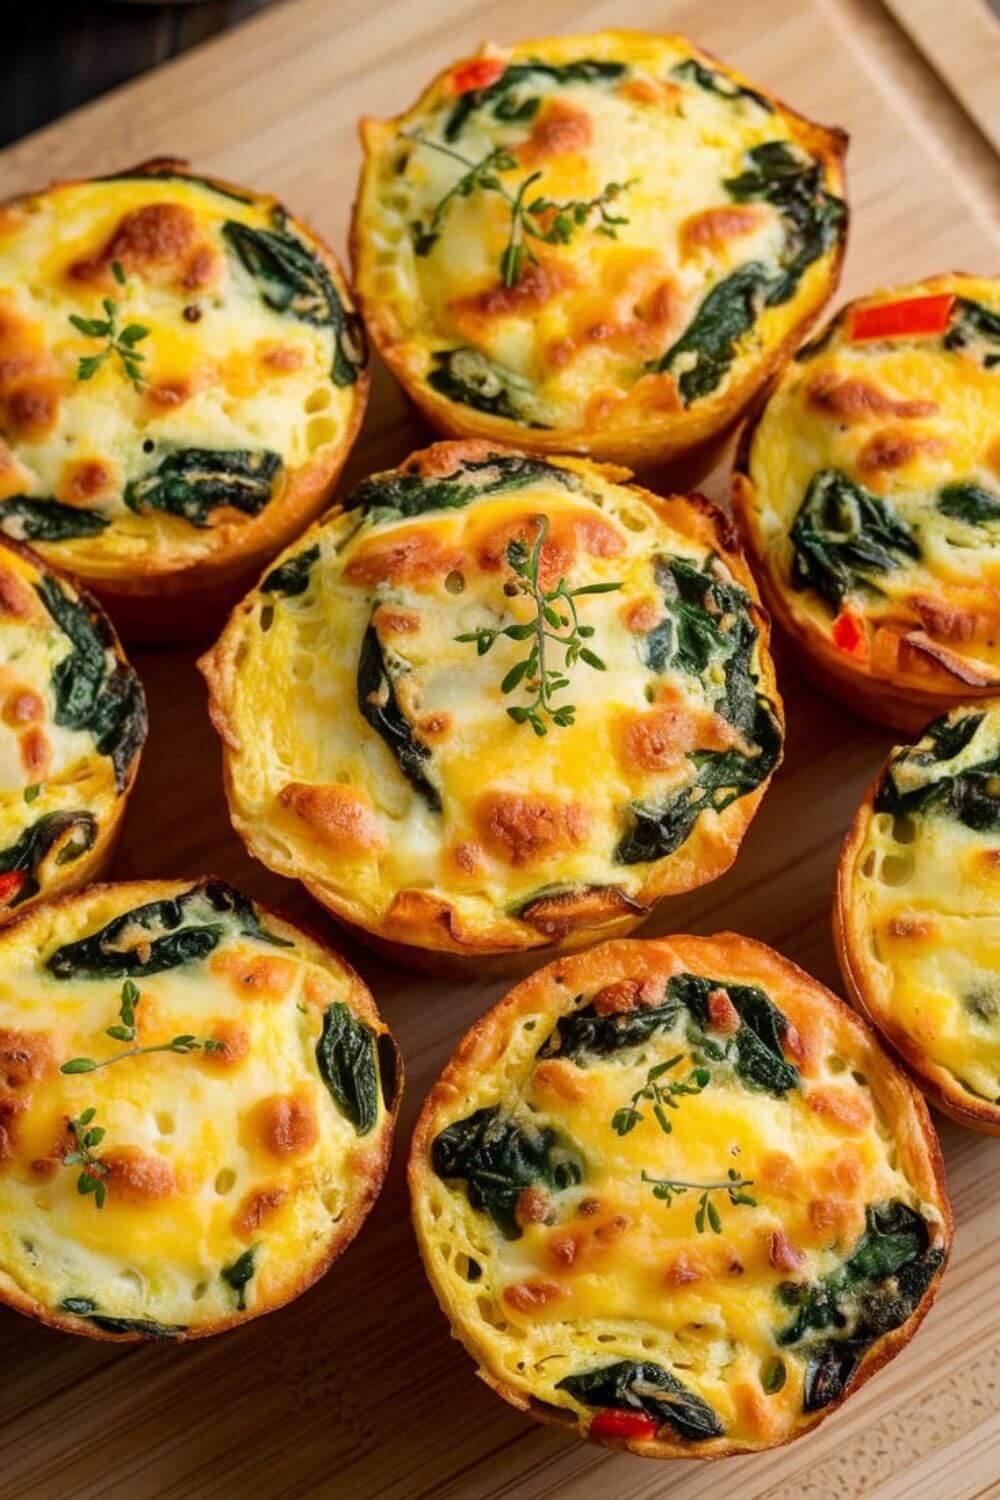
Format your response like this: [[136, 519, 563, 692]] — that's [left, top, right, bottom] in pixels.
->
[[0, 2, 998, 1497]]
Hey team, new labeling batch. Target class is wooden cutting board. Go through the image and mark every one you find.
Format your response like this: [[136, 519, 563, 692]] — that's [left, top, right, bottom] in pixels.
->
[[1, 2, 998, 1496]]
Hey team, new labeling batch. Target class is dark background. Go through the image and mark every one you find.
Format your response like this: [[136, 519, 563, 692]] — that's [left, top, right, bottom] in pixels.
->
[[3, 0, 279, 149]]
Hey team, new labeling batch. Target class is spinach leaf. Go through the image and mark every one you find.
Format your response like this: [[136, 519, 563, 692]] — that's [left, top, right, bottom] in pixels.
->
[[615, 695, 781, 864], [357, 618, 441, 811], [221, 1247, 257, 1311], [124, 448, 282, 528], [667, 972, 799, 1094], [427, 348, 546, 426], [656, 262, 769, 405], [789, 468, 919, 610], [431, 1103, 583, 1239], [222, 219, 366, 386], [35, 576, 146, 789], [315, 1002, 380, 1135], [775, 1201, 944, 1411], [537, 996, 683, 1062], [937, 482, 1000, 527], [943, 297, 1000, 369], [47, 879, 290, 980], [874, 711, 1000, 833], [60, 1298, 185, 1339], [97, 166, 255, 206], [347, 452, 577, 523], [671, 58, 772, 112], [556, 1360, 723, 1442], [443, 58, 626, 141], [262, 544, 320, 597], [0, 810, 98, 904], [0, 497, 109, 542], [724, 141, 845, 306]]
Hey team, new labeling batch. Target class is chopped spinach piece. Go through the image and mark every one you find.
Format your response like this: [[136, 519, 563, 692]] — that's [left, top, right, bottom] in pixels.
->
[[874, 710, 1000, 834], [427, 347, 545, 426], [775, 1201, 943, 1411], [221, 1247, 257, 1311], [557, 1360, 723, 1442], [724, 140, 845, 306], [943, 297, 1000, 369], [537, 995, 683, 1062], [124, 448, 282, 528], [315, 1002, 380, 1135], [671, 57, 772, 112], [0, 810, 98, 904], [615, 695, 781, 864], [789, 468, 919, 611], [443, 58, 626, 141], [937, 482, 1000, 527], [965, 984, 1000, 1028], [47, 878, 290, 980], [431, 1103, 583, 1239], [223, 219, 366, 385], [357, 617, 441, 811], [0, 497, 109, 542], [347, 452, 577, 522], [657, 262, 770, 405], [60, 1298, 185, 1339], [262, 544, 320, 597], [35, 575, 146, 789]]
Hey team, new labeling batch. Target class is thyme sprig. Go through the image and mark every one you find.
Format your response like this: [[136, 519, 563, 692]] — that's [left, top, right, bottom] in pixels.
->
[[62, 1108, 109, 1209], [641, 1167, 757, 1234], [60, 978, 223, 1073], [69, 261, 150, 391], [406, 132, 634, 288], [611, 1055, 711, 1136], [456, 514, 621, 735]]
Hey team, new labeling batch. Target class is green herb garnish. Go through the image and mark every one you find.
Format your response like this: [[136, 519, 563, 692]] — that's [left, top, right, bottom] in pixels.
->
[[641, 1167, 756, 1233], [456, 513, 621, 735], [69, 262, 150, 391], [61, 1033, 223, 1074], [62, 1108, 109, 1209], [611, 1055, 710, 1136]]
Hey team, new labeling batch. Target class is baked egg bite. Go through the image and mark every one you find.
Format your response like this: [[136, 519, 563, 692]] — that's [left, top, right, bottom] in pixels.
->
[[837, 701, 1000, 1133], [200, 440, 783, 969], [0, 158, 368, 639], [0, 877, 400, 1340], [410, 935, 950, 1457], [733, 273, 1000, 732], [353, 31, 847, 472], [0, 538, 144, 922]]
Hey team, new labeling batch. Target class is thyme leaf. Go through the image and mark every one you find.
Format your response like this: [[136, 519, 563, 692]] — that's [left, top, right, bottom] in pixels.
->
[[611, 1055, 711, 1136], [69, 262, 150, 391], [641, 1167, 756, 1234], [62, 1108, 109, 1209]]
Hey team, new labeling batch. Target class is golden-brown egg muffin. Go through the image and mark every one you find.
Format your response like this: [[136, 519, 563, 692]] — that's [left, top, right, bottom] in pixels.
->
[[733, 273, 1000, 732], [0, 538, 144, 921], [410, 934, 950, 1457], [0, 877, 400, 1340], [200, 441, 783, 970], [353, 32, 847, 473], [837, 702, 1000, 1133], [0, 158, 368, 640]]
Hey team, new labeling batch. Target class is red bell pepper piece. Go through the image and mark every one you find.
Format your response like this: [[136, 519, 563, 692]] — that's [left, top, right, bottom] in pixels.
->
[[449, 58, 506, 95], [0, 871, 25, 905], [832, 610, 868, 659], [588, 1409, 659, 1441], [848, 294, 955, 343]]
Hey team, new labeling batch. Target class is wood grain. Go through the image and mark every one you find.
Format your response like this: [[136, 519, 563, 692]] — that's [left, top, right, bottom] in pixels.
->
[[0, 3, 997, 1497]]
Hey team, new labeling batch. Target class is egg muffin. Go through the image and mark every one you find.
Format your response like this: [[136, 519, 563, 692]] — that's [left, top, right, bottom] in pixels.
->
[[0, 158, 368, 640], [837, 702, 1000, 1132], [410, 934, 950, 1457], [200, 441, 783, 970], [0, 538, 145, 921], [353, 32, 847, 472], [733, 273, 1000, 732], [0, 877, 399, 1340]]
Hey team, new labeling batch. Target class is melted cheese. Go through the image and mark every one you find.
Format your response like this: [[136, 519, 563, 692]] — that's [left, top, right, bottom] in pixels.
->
[[355, 32, 846, 457], [0, 167, 364, 580], [411, 936, 948, 1453], [744, 273, 1000, 684], [0, 541, 142, 916], [846, 704, 1000, 1107], [0, 880, 395, 1336], [202, 445, 782, 955]]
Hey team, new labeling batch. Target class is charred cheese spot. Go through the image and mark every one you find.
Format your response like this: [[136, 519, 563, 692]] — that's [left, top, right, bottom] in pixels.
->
[[252, 1093, 320, 1158], [476, 792, 590, 868], [278, 781, 387, 854], [210, 951, 297, 1003], [58, 458, 117, 504], [102, 1147, 177, 1203], [680, 205, 763, 258], [233, 1184, 289, 1239], [412, 936, 949, 1457]]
